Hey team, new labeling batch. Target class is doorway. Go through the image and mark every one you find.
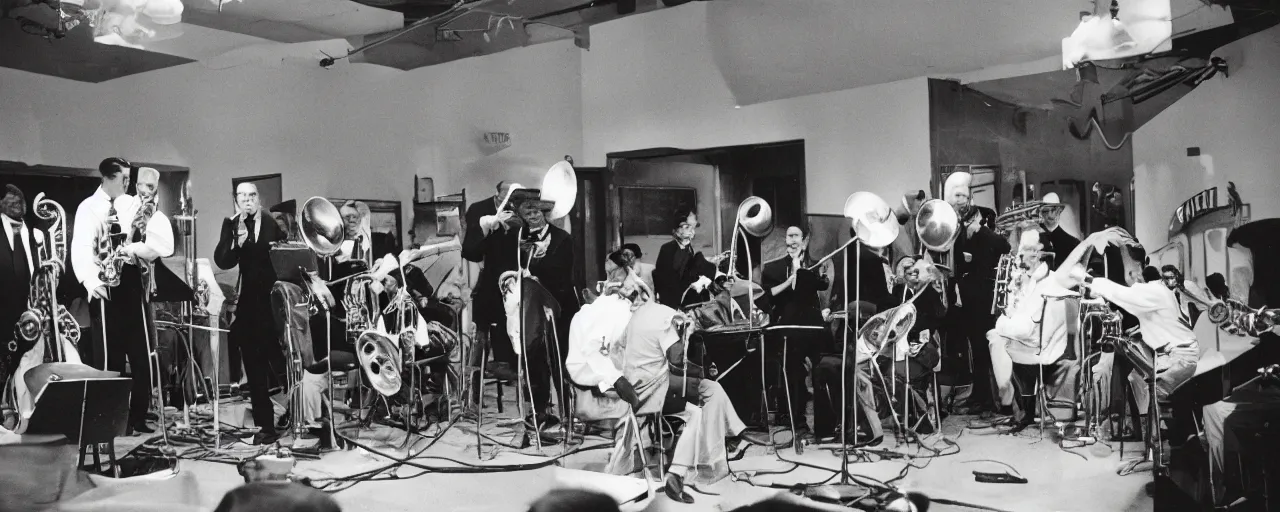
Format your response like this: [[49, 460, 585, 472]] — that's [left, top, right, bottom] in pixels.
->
[[603, 140, 806, 281]]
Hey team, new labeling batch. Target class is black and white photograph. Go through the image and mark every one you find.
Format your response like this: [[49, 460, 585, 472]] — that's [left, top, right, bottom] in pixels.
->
[[1, 1, 1278, 511]]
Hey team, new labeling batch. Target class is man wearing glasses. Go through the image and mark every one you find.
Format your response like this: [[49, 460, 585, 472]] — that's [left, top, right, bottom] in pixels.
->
[[653, 210, 725, 309]]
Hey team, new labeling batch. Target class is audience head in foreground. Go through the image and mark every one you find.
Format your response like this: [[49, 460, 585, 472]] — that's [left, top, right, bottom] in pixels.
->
[[212, 483, 341, 512]]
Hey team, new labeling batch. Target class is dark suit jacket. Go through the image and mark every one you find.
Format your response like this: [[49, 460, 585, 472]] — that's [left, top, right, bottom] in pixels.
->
[[518, 225, 579, 317], [836, 245, 892, 313], [653, 240, 717, 309], [1040, 226, 1080, 270], [1, 224, 44, 369], [761, 253, 829, 327], [954, 225, 1010, 313], [214, 213, 285, 324], [462, 197, 521, 323]]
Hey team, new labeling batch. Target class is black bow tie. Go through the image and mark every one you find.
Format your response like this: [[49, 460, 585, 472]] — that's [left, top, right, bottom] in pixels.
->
[[523, 229, 547, 243]]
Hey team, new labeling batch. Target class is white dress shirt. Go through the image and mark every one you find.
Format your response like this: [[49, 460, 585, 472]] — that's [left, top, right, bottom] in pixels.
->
[[3, 214, 41, 271], [71, 187, 175, 295], [1092, 278, 1197, 351], [566, 294, 634, 392]]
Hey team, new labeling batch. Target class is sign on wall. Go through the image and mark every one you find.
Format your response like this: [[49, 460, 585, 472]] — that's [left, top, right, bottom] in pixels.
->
[[1167, 184, 1250, 239], [482, 132, 511, 151]]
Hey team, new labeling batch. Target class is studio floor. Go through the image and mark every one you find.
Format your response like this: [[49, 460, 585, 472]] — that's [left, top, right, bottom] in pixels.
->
[[108, 385, 1155, 512]]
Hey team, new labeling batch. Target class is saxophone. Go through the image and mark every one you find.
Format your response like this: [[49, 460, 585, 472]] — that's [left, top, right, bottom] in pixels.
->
[[96, 206, 127, 289], [130, 193, 160, 293], [4, 194, 82, 374]]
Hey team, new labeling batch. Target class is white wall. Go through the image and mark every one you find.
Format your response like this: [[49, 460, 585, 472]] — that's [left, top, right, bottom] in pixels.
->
[[580, 3, 933, 215], [1132, 25, 1280, 249], [0, 40, 583, 261]]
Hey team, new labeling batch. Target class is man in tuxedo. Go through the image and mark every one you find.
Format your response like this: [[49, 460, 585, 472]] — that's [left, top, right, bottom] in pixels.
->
[[463, 180, 520, 380], [215, 182, 287, 445], [0, 184, 45, 387], [945, 172, 1011, 414], [509, 197, 578, 426], [760, 224, 832, 436]]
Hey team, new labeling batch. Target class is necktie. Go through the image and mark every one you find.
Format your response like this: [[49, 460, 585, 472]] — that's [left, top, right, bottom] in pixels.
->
[[352, 235, 364, 261], [245, 215, 256, 245], [12, 222, 29, 284]]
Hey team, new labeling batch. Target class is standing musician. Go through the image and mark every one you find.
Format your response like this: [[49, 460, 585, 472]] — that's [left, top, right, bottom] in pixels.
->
[[463, 180, 520, 381], [215, 182, 287, 445], [654, 210, 725, 309], [507, 197, 578, 428], [760, 224, 832, 437], [1, 184, 44, 384], [337, 200, 374, 266], [71, 160, 174, 436], [945, 171, 1010, 414], [1038, 193, 1080, 270]]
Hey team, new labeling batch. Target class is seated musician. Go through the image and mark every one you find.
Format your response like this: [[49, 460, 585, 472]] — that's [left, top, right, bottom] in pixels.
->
[[653, 210, 726, 309], [604, 243, 655, 293], [881, 258, 946, 432], [297, 260, 456, 430], [987, 231, 1076, 429], [1067, 262, 1199, 411], [566, 273, 765, 504], [813, 258, 945, 443]]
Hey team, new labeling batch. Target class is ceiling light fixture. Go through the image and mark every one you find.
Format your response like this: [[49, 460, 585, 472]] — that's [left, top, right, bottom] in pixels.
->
[[90, 0, 185, 48], [1062, 0, 1173, 69]]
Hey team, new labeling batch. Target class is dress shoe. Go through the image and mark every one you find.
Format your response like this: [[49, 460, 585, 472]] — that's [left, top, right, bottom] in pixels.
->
[[664, 473, 695, 504], [737, 430, 772, 446], [488, 362, 518, 382], [254, 430, 281, 446]]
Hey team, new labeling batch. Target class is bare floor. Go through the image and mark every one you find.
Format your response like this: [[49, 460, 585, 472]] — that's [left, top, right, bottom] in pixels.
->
[[111, 387, 1155, 512]]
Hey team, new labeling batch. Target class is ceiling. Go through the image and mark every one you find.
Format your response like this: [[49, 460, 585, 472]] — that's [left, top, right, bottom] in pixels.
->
[[0, 0, 1248, 92], [0, 0, 668, 82]]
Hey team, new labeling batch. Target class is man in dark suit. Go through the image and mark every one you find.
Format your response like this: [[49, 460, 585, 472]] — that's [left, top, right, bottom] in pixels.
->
[[950, 206, 1011, 413], [836, 239, 893, 320], [0, 184, 44, 384], [653, 209, 723, 310], [1038, 193, 1079, 270], [215, 182, 287, 445], [463, 180, 520, 380], [760, 224, 832, 436], [508, 197, 578, 427]]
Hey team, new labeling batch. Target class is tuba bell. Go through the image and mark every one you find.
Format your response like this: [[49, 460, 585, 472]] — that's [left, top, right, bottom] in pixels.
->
[[858, 303, 918, 357], [736, 196, 774, 238], [300, 197, 345, 257], [915, 199, 960, 252], [355, 330, 403, 396], [726, 197, 774, 279], [540, 160, 578, 221], [844, 192, 899, 248]]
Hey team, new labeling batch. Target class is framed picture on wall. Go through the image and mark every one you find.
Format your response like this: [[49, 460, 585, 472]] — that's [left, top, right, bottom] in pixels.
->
[[328, 198, 403, 256]]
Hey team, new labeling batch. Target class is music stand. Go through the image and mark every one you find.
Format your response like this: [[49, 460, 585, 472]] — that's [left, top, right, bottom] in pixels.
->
[[763, 325, 826, 454], [27, 378, 132, 475]]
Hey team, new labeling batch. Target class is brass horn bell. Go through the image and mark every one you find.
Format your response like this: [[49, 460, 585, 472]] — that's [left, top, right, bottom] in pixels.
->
[[540, 160, 578, 221], [736, 196, 774, 238], [843, 192, 899, 248], [301, 196, 345, 256], [915, 199, 960, 252], [356, 330, 403, 396]]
